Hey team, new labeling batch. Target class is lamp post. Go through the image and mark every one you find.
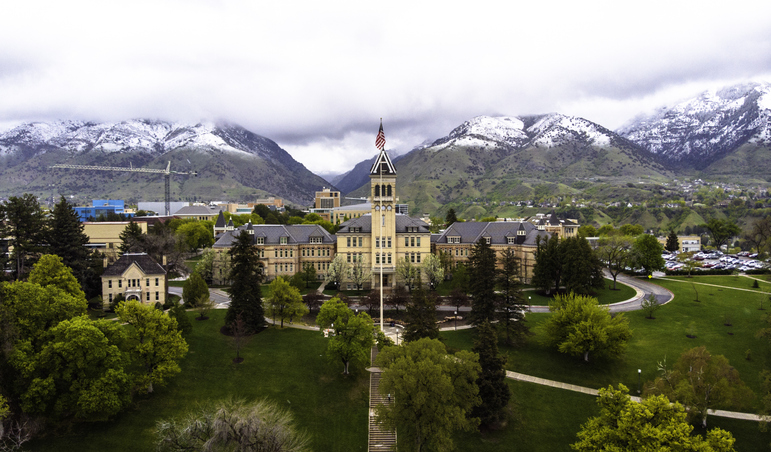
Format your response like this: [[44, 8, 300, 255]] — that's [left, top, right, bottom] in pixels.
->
[[637, 369, 642, 394], [454, 310, 457, 331]]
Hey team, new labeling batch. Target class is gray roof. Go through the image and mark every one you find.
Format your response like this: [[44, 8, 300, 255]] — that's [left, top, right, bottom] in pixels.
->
[[213, 224, 337, 248], [335, 202, 371, 211], [434, 221, 550, 246], [337, 214, 429, 234], [103, 253, 166, 276], [214, 211, 226, 227], [174, 205, 217, 216]]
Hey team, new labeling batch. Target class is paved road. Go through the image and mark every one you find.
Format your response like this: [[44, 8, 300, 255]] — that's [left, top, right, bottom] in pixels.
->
[[528, 271, 673, 313], [168, 286, 232, 307]]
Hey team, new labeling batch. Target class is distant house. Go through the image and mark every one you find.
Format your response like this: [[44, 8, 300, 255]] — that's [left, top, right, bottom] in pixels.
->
[[102, 253, 166, 306]]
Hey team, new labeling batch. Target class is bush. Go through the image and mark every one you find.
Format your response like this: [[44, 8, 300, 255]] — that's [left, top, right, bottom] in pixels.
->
[[154, 302, 164, 311], [746, 269, 770, 275], [665, 269, 732, 276]]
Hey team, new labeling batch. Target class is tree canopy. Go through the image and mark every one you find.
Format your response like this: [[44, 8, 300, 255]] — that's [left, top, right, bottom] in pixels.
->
[[403, 277, 439, 342], [265, 277, 308, 328], [701, 218, 741, 250], [572, 384, 736, 452], [0, 194, 47, 279], [375, 338, 480, 452], [643, 346, 752, 427], [542, 293, 631, 362], [225, 231, 264, 332], [472, 321, 510, 427], [632, 234, 665, 275], [316, 297, 374, 375], [467, 237, 498, 325]]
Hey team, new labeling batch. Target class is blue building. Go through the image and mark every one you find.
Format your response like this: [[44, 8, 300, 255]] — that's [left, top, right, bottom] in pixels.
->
[[75, 200, 132, 222]]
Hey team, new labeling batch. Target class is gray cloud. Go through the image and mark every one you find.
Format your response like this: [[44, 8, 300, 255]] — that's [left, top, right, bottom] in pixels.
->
[[3, 0, 771, 173]]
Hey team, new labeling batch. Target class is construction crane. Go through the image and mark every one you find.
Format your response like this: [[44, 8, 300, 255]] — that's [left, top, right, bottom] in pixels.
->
[[50, 161, 198, 216]]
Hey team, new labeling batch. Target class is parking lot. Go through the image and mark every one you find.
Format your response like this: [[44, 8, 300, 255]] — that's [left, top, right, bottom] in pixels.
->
[[664, 250, 768, 272]]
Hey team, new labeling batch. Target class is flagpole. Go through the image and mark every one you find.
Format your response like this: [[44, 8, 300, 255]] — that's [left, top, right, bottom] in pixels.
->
[[379, 122, 384, 333]]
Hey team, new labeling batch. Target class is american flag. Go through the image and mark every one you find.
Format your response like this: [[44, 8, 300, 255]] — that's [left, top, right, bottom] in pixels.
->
[[375, 120, 386, 150]]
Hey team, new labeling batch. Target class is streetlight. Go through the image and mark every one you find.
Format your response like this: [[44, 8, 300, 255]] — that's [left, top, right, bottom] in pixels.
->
[[637, 369, 642, 394], [454, 310, 457, 331]]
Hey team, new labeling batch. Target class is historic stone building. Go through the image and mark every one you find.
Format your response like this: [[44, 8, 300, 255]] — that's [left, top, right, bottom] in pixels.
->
[[431, 221, 552, 282], [101, 253, 166, 305], [211, 223, 337, 285], [335, 147, 431, 290]]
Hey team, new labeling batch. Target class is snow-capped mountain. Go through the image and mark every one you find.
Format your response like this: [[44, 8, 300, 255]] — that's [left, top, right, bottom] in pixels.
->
[[427, 113, 623, 152], [0, 120, 331, 205], [618, 82, 771, 169]]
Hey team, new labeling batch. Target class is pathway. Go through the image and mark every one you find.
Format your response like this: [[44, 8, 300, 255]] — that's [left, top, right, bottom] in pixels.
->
[[505, 370, 765, 422], [367, 347, 396, 451]]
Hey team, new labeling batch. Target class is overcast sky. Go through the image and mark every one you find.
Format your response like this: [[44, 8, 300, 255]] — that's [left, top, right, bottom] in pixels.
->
[[3, 0, 771, 174]]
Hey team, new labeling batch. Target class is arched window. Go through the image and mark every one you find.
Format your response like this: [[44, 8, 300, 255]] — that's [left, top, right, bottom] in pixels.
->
[[386, 185, 392, 197], [375, 184, 380, 196]]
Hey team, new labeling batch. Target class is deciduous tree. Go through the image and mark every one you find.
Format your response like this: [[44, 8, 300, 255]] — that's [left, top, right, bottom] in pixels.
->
[[156, 399, 309, 452], [395, 257, 418, 290], [420, 253, 444, 290], [265, 277, 308, 328], [301, 262, 317, 288], [316, 297, 374, 375], [573, 384, 736, 452], [596, 235, 633, 290], [375, 338, 480, 452], [701, 218, 741, 250], [181, 272, 208, 308], [644, 347, 753, 427], [324, 254, 348, 291], [632, 234, 665, 275], [116, 300, 188, 393], [542, 293, 631, 363], [347, 258, 371, 292], [28, 254, 85, 300]]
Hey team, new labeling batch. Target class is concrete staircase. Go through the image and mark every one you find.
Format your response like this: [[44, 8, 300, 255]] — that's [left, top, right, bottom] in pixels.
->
[[368, 347, 396, 451]]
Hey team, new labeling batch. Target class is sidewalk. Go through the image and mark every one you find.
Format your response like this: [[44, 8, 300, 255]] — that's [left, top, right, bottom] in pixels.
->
[[505, 371, 766, 422]]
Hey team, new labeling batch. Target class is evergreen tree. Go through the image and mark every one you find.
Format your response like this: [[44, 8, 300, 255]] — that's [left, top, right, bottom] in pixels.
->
[[0, 194, 48, 279], [531, 234, 562, 294], [182, 272, 209, 308], [225, 231, 264, 332], [445, 208, 458, 226], [468, 238, 498, 325], [472, 320, 511, 427], [119, 220, 145, 254], [496, 248, 529, 346], [48, 196, 102, 298], [560, 236, 604, 294], [403, 276, 439, 342], [665, 229, 680, 252], [169, 300, 193, 336]]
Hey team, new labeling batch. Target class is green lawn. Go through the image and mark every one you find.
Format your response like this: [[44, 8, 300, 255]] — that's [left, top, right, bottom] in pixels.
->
[[445, 276, 771, 402], [29, 310, 369, 451], [523, 277, 636, 306]]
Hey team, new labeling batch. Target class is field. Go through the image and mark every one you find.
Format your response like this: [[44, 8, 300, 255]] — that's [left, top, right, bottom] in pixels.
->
[[30, 274, 771, 451]]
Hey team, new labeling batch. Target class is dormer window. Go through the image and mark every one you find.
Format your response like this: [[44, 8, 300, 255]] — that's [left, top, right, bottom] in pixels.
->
[[255, 237, 265, 245], [507, 237, 515, 244], [484, 237, 491, 245], [448, 236, 460, 244], [280, 237, 288, 245], [310, 237, 322, 244]]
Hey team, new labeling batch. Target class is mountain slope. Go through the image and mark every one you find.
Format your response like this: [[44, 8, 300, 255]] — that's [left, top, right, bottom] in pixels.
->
[[0, 120, 332, 205], [618, 82, 771, 173], [346, 114, 669, 215]]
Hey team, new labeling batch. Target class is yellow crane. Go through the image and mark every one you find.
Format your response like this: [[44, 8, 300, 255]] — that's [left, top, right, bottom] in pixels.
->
[[50, 161, 197, 216]]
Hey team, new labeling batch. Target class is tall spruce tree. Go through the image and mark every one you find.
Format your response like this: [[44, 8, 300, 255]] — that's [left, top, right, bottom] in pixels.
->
[[0, 194, 48, 280], [445, 208, 458, 226], [225, 231, 264, 332], [48, 196, 102, 298], [472, 320, 511, 427], [560, 236, 604, 295], [665, 229, 680, 252], [496, 248, 529, 346], [531, 234, 562, 294], [468, 238, 498, 325], [403, 276, 439, 342], [119, 220, 145, 254]]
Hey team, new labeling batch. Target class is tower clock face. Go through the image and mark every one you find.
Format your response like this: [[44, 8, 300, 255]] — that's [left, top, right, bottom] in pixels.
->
[[375, 205, 380, 211], [387, 205, 392, 211]]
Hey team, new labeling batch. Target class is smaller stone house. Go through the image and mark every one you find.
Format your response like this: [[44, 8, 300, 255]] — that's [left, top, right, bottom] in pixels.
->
[[102, 253, 167, 305]]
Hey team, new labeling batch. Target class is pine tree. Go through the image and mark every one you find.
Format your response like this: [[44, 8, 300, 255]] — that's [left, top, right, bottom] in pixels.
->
[[468, 238, 498, 325], [445, 208, 458, 226], [0, 194, 47, 279], [225, 231, 264, 332], [532, 235, 562, 294], [472, 320, 511, 427], [560, 236, 605, 294], [48, 196, 101, 297], [403, 276, 439, 342], [119, 220, 145, 254], [496, 248, 529, 346], [665, 229, 680, 253]]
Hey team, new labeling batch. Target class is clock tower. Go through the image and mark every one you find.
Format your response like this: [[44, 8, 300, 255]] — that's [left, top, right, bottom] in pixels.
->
[[370, 137, 397, 288]]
